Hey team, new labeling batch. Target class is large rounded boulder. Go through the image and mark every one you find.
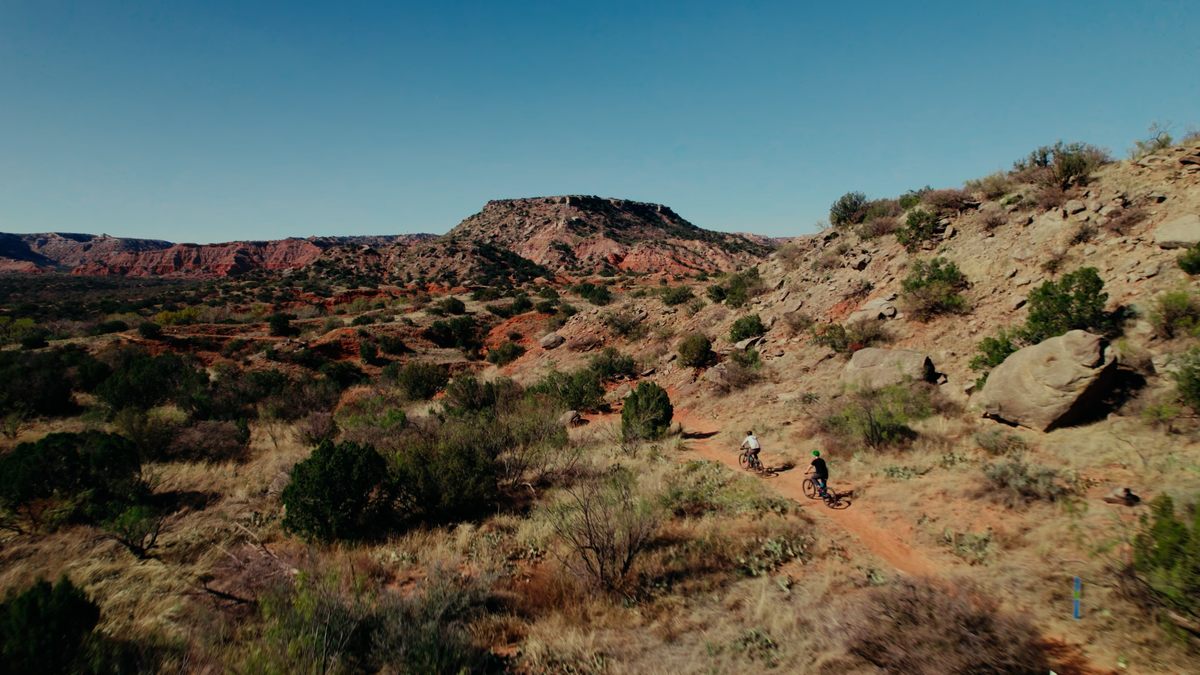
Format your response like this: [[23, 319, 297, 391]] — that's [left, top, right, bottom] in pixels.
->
[[842, 348, 935, 390], [980, 330, 1116, 431]]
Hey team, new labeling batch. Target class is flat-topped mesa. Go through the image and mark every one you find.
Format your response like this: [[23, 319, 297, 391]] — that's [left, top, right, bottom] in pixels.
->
[[445, 195, 770, 277]]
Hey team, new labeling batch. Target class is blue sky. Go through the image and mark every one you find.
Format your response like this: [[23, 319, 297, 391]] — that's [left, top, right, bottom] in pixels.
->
[[1, 1, 1197, 242]]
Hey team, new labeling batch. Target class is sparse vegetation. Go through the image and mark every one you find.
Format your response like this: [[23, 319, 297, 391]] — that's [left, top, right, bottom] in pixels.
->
[[487, 341, 525, 365], [659, 285, 694, 306], [982, 459, 1074, 507], [1132, 493, 1200, 620], [677, 332, 715, 367], [383, 361, 449, 400], [810, 319, 888, 355], [728, 314, 765, 342], [900, 257, 968, 320], [819, 384, 938, 450], [895, 209, 940, 251], [1151, 290, 1200, 339]]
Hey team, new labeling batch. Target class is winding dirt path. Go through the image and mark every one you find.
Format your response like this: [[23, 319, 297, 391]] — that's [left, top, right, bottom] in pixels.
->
[[670, 407, 941, 577]]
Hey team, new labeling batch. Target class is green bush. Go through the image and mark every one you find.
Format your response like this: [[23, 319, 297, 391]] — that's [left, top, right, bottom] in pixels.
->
[[729, 314, 766, 342], [819, 385, 933, 449], [1171, 348, 1200, 411], [0, 348, 99, 418], [1012, 141, 1110, 187], [1150, 291, 1200, 339], [722, 268, 763, 308], [621, 382, 673, 442], [900, 258, 968, 320], [442, 376, 520, 416], [486, 341, 525, 366], [281, 440, 390, 541], [1021, 267, 1110, 343], [602, 309, 646, 339], [438, 297, 466, 315], [384, 361, 449, 400], [982, 460, 1073, 507], [810, 320, 888, 355], [0, 577, 101, 675], [830, 191, 869, 227], [268, 313, 294, 337], [528, 368, 604, 411], [424, 316, 483, 354], [391, 418, 500, 521], [137, 321, 163, 340], [973, 429, 1028, 456], [318, 360, 366, 390], [589, 347, 637, 381], [1132, 494, 1200, 618], [677, 333, 715, 367], [572, 282, 613, 306], [895, 209, 939, 251], [897, 187, 930, 210], [969, 328, 1020, 376], [96, 348, 206, 412], [1178, 245, 1200, 275], [660, 286, 694, 306]]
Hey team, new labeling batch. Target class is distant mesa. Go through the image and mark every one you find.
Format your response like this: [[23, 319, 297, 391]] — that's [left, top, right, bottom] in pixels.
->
[[0, 196, 771, 283]]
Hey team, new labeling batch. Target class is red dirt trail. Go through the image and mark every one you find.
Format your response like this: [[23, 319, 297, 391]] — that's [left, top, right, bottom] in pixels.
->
[[670, 407, 940, 578]]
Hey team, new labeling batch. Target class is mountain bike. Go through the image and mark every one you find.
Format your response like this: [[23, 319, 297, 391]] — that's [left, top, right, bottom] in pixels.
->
[[802, 477, 846, 508], [738, 447, 764, 472]]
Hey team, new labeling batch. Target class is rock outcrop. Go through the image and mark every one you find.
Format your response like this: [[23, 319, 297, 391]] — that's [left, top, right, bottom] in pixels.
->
[[842, 348, 936, 389], [980, 330, 1117, 431], [1153, 213, 1200, 249]]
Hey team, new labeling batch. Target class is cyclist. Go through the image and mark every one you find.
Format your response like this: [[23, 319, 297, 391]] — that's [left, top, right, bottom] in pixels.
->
[[807, 450, 829, 498], [740, 430, 762, 470]]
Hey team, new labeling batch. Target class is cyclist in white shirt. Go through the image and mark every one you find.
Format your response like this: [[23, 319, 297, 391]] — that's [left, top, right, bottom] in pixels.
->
[[740, 430, 761, 467]]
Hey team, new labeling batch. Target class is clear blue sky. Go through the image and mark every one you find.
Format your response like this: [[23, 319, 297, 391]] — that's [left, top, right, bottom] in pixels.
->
[[1, 1, 1197, 243]]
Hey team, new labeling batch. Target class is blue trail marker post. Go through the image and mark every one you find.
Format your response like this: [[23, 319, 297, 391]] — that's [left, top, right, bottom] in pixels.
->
[[1073, 576, 1082, 620]]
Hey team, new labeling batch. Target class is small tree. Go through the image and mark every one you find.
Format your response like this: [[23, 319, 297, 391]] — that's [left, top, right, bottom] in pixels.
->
[[384, 361, 449, 400], [621, 382, 673, 443], [439, 297, 467, 315], [900, 258, 968, 321], [1021, 267, 1110, 343], [137, 321, 163, 340], [281, 440, 389, 541], [550, 468, 658, 593], [677, 333, 715, 367], [0, 577, 101, 675], [895, 209, 939, 252], [102, 504, 166, 559], [830, 191, 869, 227], [268, 313, 294, 337], [729, 314, 765, 342]]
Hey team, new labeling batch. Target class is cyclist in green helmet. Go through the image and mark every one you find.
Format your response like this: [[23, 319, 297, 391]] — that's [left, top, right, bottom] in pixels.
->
[[806, 450, 829, 498]]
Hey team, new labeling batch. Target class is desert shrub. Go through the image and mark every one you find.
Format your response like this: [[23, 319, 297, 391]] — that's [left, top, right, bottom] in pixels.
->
[[438, 296, 466, 315], [377, 334, 408, 355], [781, 311, 814, 336], [982, 459, 1073, 507], [1021, 267, 1111, 343], [0, 348, 98, 418], [588, 347, 637, 381], [819, 384, 934, 449], [384, 361, 449, 400], [486, 294, 532, 318], [358, 340, 379, 364], [0, 577, 102, 675], [677, 333, 715, 367], [550, 468, 658, 593], [172, 420, 249, 462], [845, 579, 1049, 674], [1151, 291, 1200, 339], [1033, 183, 1068, 210], [281, 440, 390, 541], [776, 242, 806, 269], [730, 347, 761, 369], [424, 316, 483, 355], [0, 316, 38, 346], [268, 313, 295, 337], [922, 188, 971, 215], [856, 216, 899, 239], [810, 319, 888, 355], [901, 257, 968, 320], [96, 348, 206, 412], [442, 375, 520, 416], [729, 314, 765, 342], [1130, 123, 1174, 159], [660, 286, 694, 306], [722, 268, 763, 307], [487, 341, 525, 366], [964, 171, 1014, 199], [897, 187, 930, 210], [1104, 205, 1148, 235], [1178, 244, 1200, 275], [528, 368, 604, 412], [1132, 494, 1200, 618], [492, 397, 574, 488], [711, 360, 762, 395], [0, 432, 144, 528], [1171, 348, 1200, 411], [572, 282, 613, 306], [319, 360, 366, 390], [706, 283, 727, 303], [602, 309, 646, 339], [137, 321, 163, 339], [391, 418, 500, 521], [1012, 141, 1110, 188], [969, 328, 1020, 378], [621, 382, 673, 442], [351, 314, 377, 326], [101, 504, 166, 559], [973, 428, 1028, 456], [534, 299, 556, 314], [297, 412, 338, 446], [830, 191, 869, 227], [895, 209, 939, 251]]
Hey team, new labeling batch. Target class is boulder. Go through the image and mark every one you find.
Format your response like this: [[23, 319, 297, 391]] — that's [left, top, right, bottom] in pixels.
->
[[847, 297, 899, 323], [842, 348, 936, 389], [539, 332, 565, 350], [1153, 213, 1200, 249], [558, 410, 582, 427], [980, 330, 1117, 431], [734, 335, 763, 350]]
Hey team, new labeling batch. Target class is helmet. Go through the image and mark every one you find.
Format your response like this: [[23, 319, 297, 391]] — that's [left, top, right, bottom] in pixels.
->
[[812, 450, 821, 457]]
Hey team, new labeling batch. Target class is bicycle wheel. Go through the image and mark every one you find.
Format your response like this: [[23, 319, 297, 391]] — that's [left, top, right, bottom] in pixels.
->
[[738, 452, 750, 470], [802, 478, 818, 499]]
